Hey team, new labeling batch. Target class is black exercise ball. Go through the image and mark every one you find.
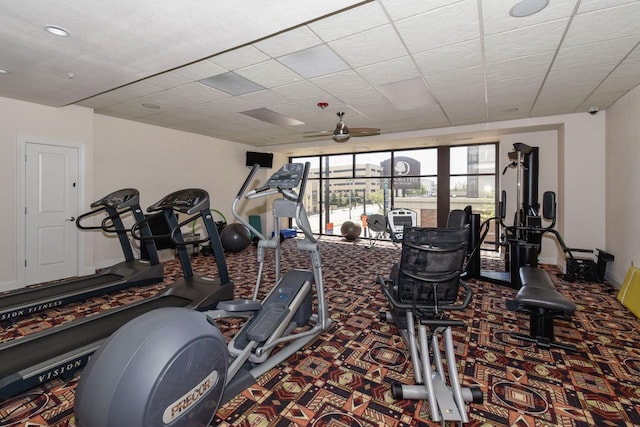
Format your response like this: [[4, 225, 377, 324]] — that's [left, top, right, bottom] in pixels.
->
[[340, 221, 361, 241], [220, 223, 251, 252]]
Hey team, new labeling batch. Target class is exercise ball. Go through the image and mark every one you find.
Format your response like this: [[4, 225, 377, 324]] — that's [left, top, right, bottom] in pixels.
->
[[220, 223, 251, 252], [340, 221, 361, 241]]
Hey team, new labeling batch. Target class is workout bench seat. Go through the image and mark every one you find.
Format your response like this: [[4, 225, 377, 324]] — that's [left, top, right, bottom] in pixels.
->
[[509, 267, 577, 352]]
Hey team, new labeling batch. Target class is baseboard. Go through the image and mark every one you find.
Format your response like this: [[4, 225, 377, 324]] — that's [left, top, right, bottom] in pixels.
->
[[0, 280, 19, 293]]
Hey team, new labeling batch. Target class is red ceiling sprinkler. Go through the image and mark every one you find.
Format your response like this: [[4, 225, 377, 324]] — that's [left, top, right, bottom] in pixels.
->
[[317, 102, 329, 109]]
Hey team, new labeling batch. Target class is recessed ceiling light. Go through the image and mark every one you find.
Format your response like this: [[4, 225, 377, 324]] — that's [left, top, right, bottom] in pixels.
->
[[142, 103, 160, 109], [510, 0, 549, 17], [44, 25, 70, 37], [240, 108, 304, 126], [199, 72, 265, 96], [0, 68, 8, 74]]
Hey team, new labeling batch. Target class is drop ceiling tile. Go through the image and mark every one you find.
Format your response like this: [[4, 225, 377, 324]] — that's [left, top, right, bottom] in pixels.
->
[[135, 91, 193, 109], [308, 2, 389, 42], [142, 72, 193, 90], [328, 25, 407, 68], [413, 39, 481, 75], [334, 86, 390, 106], [78, 82, 165, 109], [581, 89, 628, 109], [485, 19, 569, 63], [173, 118, 218, 133], [380, 0, 465, 21], [239, 89, 291, 107], [431, 83, 485, 106], [255, 26, 322, 57], [481, 0, 577, 36], [553, 37, 639, 70], [211, 45, 271, 70], [563, 2, 640, 48], [236, 59, 303, 88], [356, 56, 421, 86], [628, 43, 640, 59], [311, 70, 372, 95], [579, 0, 637, 13], [165, 82, 229, 104], [394, 0, 479, 53], [485, 51, 554, 83], [606, 57, 640, 79], [191, 97, 258, 116], [424, 66, 484, 92], [271, 81, 329, 104], [136, 111, 189, 126], [487, 76, 543, 105], [277, 45, 349, 78], [270, 102, 331, 125], [175, 60, 228, 81], [488, 103, 532, 118], [535, 85, 595, 105], [545, 62, 617, 88], [594, 58, 640, 93]]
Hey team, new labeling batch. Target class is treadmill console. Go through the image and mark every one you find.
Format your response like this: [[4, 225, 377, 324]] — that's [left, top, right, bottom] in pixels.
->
[[263, 163, 304, 190], [91, 188, 140, 209], [147, 189, 210, 215], [388, 209, 417, 241]]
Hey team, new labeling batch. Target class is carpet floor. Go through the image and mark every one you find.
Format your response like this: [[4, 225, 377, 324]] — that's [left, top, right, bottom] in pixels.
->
[[1, 237, 639, 426]]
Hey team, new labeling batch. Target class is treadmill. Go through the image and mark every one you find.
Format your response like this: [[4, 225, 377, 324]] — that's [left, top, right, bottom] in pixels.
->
[[0, 188, 234, 400], [0, 189, 163, 322]]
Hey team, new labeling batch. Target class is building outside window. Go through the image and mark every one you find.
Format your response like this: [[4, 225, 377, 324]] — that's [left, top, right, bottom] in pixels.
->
[[291, 143, 497, 241]]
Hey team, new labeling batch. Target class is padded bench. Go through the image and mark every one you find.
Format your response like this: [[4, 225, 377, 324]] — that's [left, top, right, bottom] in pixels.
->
[[509, 267, 577, 352]]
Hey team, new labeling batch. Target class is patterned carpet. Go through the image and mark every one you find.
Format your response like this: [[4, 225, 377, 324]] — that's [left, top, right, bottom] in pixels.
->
[[1, 237, 639, 426]]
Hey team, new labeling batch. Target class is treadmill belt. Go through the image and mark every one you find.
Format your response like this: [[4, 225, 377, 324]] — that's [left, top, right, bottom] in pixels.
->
[[0, 295, 191, 379], [0, 274, 123, 310]]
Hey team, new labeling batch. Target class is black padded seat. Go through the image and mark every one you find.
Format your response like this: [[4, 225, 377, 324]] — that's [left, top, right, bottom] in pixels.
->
[[516, 286, 576, 313], [519, 267, 555, 289], [510, 266, 577, 352]]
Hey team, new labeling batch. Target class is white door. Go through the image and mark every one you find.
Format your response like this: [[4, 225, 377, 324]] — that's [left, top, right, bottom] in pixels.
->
[[25, 142, 79, 285]]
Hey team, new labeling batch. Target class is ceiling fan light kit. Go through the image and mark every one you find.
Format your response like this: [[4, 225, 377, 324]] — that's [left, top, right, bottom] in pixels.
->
[[333, 112, 350, 142]]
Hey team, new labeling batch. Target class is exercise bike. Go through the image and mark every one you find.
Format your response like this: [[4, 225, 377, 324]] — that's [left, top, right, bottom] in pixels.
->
[[74, 162, 331, 427]]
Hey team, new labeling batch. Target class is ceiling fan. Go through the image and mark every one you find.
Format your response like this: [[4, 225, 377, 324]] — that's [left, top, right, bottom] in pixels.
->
[[305, 112, 381, 143]]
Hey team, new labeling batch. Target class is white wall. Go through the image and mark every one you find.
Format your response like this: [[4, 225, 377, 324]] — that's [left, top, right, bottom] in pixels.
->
[[605, 85, 640, 285], [0, 97, 95, 289], [92, 115, 268, 266]]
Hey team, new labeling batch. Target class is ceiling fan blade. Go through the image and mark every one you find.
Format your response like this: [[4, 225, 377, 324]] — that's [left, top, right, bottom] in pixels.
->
[[349, 127, 381, 136]]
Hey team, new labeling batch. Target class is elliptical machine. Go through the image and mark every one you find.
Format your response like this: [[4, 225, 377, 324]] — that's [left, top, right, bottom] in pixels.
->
[[74, 162, 331, 427]]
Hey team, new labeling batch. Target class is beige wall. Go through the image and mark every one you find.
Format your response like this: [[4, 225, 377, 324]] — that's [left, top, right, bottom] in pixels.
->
[[92, 115, 268, 266], [0, 97, 95, 289], [605, 85, 640, 285]]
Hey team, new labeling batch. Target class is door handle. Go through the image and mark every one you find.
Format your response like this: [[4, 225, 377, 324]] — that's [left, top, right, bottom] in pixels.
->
[[66, 217, 76, 222]]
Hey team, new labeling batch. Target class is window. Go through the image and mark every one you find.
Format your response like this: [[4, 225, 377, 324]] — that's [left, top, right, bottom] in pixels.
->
[[291, 143, 497, 240]]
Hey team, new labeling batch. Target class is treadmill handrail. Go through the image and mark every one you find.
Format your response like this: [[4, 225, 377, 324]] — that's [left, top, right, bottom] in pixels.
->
[[169, 214, 212, 246], [130, 212, 170, 241]]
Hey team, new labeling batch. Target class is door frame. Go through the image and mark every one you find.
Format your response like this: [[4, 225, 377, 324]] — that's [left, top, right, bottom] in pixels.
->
[[16, 135, 89, 287]]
